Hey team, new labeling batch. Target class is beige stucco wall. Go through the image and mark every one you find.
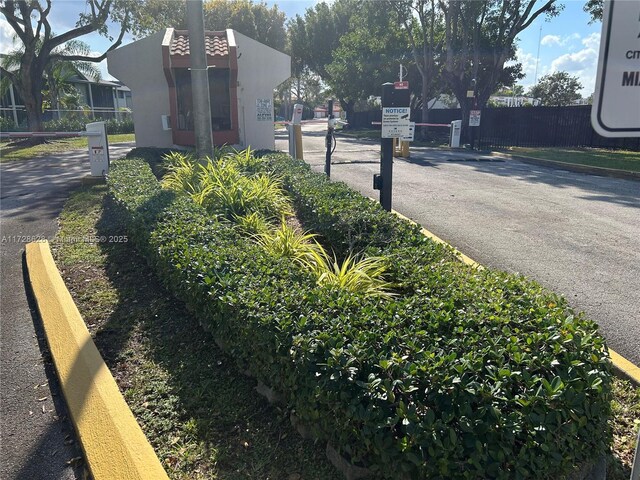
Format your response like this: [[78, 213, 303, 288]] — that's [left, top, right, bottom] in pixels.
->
[[231, 30, 291, 150], [107, 29, 290, 150], [107, 31, 173, 148]]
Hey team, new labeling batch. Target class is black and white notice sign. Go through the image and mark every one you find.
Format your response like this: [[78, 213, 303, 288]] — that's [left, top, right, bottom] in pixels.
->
[[256, 98, 273, 122], [591, 0, 640, 137], [382, 107, 410, 138]]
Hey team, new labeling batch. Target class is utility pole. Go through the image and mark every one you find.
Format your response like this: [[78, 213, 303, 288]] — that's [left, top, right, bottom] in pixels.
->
[[186, 0, 213, 159]]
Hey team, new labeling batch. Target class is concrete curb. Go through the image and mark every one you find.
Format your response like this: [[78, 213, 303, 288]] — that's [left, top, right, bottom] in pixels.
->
[[25, 240, 169, 480], [391, 209, 640, 387], [491, 152, 640, 181]]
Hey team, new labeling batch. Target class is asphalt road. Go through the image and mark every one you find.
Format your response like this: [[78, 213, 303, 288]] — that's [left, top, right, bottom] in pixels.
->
[[0, 143, 133, 480], [277, 122, 640, 366]]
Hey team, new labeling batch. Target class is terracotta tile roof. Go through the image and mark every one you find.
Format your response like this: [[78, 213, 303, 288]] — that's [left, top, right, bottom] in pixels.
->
[[170, 31, 228, 57]]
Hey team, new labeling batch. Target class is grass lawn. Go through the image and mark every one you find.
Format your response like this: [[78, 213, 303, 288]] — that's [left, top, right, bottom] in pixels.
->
[[51, 184, 339, 480], [503, 147, 640, 173], [0, 133, 134, 162], [52, 184, 640, 480]]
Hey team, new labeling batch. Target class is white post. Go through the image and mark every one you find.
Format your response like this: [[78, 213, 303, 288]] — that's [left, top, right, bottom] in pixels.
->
[[86, 121, 109, 176], [450, 120, 462, 148]]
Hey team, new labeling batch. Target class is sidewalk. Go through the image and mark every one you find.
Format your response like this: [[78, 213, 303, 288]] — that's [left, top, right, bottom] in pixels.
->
[[0, 143, 133, 479]]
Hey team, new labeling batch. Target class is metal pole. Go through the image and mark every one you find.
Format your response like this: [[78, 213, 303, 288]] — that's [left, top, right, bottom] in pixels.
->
[[186, 0, 214, 159], [380, 83, 394, 212], [325, 98, 334, 177]]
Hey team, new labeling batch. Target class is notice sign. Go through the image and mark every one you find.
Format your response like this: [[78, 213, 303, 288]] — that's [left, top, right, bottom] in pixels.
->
[[394, 81, 409, 89], [469, 110, 481, 127], [591, 0, 640, 137], [382, 107, 410, 138], [256, 98, 273, 122]]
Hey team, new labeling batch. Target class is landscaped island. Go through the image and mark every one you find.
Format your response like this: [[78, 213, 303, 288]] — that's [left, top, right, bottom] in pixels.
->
[[108, 148, 612, 479]]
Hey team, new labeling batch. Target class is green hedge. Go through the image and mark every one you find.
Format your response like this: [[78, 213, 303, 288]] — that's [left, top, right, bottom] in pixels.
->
[[108, 156, 612, 479], [41, 117, 134, 134]]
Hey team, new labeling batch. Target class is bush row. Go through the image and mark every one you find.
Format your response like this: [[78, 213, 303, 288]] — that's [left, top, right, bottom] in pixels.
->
[[108, 155, 612, 479], [41, 117, 134, 134]]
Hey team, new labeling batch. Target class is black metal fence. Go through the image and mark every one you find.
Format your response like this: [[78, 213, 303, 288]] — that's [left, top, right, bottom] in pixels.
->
[[348, 105, 640, 151]]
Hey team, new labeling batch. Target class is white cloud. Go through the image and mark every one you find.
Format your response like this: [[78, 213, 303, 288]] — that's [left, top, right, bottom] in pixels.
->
[[509, 48, 538, 77], [550, 34, 600, 95], [0, 18, 18, 54], [541, 33, 580, 48], [541, 35, 561, 47], [581, 32, 600, 50]]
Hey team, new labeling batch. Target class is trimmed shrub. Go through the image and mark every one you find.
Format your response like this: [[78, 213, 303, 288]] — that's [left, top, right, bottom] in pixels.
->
[[41, 117, 134, 134], [260, 153, 453, 262], [108, 157, 612, 480], [0, 116, 18, 132]]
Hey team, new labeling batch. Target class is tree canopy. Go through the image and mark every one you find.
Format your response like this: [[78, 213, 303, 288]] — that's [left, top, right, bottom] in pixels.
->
[[583, 0, 603, 23], [290, 0, 560, 134], [528, 71, 583, 106], [1, 0, 130, 131]]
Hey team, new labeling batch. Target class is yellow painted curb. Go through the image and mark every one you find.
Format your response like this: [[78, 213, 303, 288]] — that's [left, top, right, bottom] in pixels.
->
[[390, 208, 483, 270], [390, 209, 640, 386], [25, 241, 169, 480], [609, 349, 640, 386]]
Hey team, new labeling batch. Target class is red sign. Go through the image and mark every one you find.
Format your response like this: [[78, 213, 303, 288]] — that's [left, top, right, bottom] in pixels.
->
[[394, 81, 409, 89]]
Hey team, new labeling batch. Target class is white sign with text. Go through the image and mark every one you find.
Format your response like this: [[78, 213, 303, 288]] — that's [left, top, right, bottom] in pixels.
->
[[382, 107, 411, 138], [591, 0, 640, 137]]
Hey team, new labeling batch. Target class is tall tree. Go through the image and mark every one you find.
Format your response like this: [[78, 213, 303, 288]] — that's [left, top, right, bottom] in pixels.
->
[[388, 0, 445, 127], [437, 0, 560, 133], [327, 2, 411, 118], [287, 0, 355, 118], [0, 0, 130, 132], [203, 0, 286, 51], [528, 71, 582, 106]]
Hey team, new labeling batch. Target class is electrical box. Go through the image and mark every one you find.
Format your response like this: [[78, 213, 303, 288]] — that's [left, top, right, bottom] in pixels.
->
[[86, 121, 109, 176], [450, 120, 462, 148]]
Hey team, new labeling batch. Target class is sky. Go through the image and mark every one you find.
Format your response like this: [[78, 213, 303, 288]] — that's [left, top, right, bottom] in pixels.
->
[[0, 0, 603, 97]]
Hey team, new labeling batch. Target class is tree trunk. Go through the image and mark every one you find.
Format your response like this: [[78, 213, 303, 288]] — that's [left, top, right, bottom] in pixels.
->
[[18, 52, 45, 132], [339, 98, 355, 128], [22, 82, 45, 132]]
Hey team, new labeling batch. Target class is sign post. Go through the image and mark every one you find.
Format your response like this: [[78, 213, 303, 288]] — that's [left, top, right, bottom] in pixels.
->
[[375, 82, 410, 211], [591, 0, 640, 137]]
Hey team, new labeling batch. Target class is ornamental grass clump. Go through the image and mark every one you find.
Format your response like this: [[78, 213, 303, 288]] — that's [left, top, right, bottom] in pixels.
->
[[254, 221, 396, 299], [254, 221, 324, 263], [306, 251, 396, 300], [162, 151, 292, 222]]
